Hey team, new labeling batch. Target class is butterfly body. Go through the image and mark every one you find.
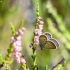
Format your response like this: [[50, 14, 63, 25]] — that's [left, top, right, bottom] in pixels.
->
[[39, 33, 59, 50]]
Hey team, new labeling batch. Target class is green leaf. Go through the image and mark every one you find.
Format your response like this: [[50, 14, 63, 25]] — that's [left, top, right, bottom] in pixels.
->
[[3, 59, 13, 64], [0, 54, 3, 62], [8, 59, 13, 64], [19, 20, 24, 28], [10, 22, 15, 35], [45, 65, 49, 70]]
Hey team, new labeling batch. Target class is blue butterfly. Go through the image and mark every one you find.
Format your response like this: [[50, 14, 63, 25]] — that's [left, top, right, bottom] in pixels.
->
[[39, 33, 59, 50]]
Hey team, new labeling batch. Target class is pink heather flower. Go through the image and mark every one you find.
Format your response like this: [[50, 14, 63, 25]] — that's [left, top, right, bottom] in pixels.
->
[[20, 58, 26, 63], [34, 36, 39, 41], [38, 19, 44, 25], [16, 36, 21, 40], [37, 29, 42, 36], [13, 52, 22, 63], [39, 21, 44, 25], [37, 19, 40, 23], [34, 36, 39, 45], [13, 52, 21, 57], [16, 32, 19, 35], [39, 25, 43, 30], [16, 40, 21, 46], [13, 40, 21, 46], [35, 40, 39, 45], [16, 27, 26, 35], [13, 39, 22, 63], [21, 27, 26, 31], [13, 46, 22, 52], [16, 57, 21, 63], [18, 52, 22, 56], [11, 27, 26, 64], [34, 29, 42, 36], [34, 29, 39, 34], [10, 36, 15, 43], [13, 42, 16, 46], [38, 16, 42, 20], [11, 36, 14, 40], [19, 29, 24, 34], [13, 53, 19, 59]]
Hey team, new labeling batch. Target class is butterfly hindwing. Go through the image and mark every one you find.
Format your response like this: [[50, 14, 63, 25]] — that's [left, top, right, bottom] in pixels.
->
[[44, 41, 56, 49], [49, 38, 59, 48], [44, 32, 52, 40]]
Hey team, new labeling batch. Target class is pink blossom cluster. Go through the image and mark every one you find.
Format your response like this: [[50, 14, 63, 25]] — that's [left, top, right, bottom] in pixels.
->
[[10, 27, 26, 63], [34, 16, 44, 45]]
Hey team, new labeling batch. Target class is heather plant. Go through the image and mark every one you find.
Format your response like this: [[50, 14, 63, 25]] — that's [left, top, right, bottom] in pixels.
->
[[0, 1, 66, 70]]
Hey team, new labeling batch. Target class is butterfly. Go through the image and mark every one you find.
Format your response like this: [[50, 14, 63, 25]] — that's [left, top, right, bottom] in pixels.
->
[[39, 32, 59, 50]]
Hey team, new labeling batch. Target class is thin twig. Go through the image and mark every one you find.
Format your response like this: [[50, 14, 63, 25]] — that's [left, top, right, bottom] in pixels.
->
[[51, 58, 65, 70]]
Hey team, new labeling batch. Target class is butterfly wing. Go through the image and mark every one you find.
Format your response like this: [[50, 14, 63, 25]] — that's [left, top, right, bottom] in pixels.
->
[[49, 38, 59, 48], [44, 41, 56, 49], [44, 32, 52, 40], [39, 35, 47, 50], [39, 34, 59, 49]]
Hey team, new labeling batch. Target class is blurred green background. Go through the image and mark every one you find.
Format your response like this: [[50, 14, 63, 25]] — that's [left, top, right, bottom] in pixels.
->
[[0, 0, 70, 70]]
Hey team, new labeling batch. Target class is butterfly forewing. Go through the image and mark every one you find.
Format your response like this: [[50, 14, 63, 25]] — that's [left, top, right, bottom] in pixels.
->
[[39, 35, 47, 49]]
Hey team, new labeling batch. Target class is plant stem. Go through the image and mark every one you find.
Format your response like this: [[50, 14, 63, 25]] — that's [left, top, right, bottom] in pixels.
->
[[32, 45, 37, 70]]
